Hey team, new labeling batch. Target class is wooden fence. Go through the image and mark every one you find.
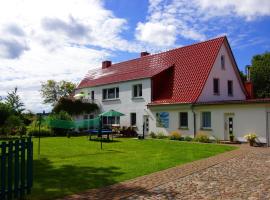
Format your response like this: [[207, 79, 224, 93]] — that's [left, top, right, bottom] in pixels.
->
[[0, 137, 33, 200]]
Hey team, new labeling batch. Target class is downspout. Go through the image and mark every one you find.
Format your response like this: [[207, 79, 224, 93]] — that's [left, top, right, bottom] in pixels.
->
[[266, 111, 270, 147], [191, 104, 196, 138]]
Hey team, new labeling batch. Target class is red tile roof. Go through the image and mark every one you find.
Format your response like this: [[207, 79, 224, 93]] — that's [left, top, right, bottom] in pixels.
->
[[78, 36, 227, 103]]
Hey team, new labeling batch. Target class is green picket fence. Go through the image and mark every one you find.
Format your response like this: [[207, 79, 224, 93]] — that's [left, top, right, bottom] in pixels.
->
[[0, 137, 33, 200]]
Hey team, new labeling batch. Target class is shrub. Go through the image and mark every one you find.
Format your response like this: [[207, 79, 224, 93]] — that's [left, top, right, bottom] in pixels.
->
[[156, 132, 167, 139], [194, 132, 210, 143], [27, 126, 52, 137], [149, 131, 156, 138], [169, 130, 182, 140], [184, 136, 193, 142]]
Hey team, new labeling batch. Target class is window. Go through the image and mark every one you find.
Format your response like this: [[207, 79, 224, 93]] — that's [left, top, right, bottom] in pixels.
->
[[221, 55, 225, 70], [202, 112, 211, 128], [133, 84, 142, 97], [179, 112, 188, 128], [130, 113, 136, 126], [228, 80, 233, 96], [91, 91, 94, 100], [102, 87, 119, 100], [213, 78, 220, 95], [102, 116, 120, 125]]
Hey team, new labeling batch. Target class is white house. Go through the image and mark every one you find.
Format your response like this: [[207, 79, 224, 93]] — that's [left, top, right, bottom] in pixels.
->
[[75, 36, 270, 145]]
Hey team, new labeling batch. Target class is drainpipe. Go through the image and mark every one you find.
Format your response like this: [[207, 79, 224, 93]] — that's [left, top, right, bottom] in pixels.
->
[[267, 112, 270, 147], [191, 104, 196, 138]]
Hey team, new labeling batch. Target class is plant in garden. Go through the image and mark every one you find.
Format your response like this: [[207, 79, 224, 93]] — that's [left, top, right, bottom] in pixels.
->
[[194, 131, 210, 143], [169, 130, 182, 140], [244, 133, 257, 146], [149, 131, 156, 138], [184, 136, 193, 142], [156, 132, 167, 139]]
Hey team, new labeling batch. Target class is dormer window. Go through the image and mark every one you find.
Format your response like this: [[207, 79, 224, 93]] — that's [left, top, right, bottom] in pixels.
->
[[221, 55, 225, 70]]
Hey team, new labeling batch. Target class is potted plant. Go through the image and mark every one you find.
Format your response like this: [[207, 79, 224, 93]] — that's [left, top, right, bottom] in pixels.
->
[[229, 133, 234, 142], [244, 133, 257, 146]]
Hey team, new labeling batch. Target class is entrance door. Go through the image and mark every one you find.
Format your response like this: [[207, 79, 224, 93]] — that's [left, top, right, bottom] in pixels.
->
[[224, 114, 234, 140], [143, 115, 149, 135]]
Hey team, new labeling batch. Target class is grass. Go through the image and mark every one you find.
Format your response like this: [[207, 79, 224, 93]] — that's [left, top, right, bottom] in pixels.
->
[[28, 137, 236, 199]]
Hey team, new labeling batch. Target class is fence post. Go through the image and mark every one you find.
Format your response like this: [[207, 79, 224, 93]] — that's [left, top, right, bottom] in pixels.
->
[[1, 142, 6, 200], [14, 140, 19, 199], [7, 142, 13, 200], [20, 139, 26, 197], [26, 137, 33, 194]]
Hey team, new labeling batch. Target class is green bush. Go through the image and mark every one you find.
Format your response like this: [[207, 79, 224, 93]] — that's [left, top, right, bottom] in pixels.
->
[[169, 130, 182, 140], [27, 126, 52, 137], [194, 132, 210, 143], [149, 131, 156, 138], [184, 136, 193, 142], [156, 132, 167, 139]]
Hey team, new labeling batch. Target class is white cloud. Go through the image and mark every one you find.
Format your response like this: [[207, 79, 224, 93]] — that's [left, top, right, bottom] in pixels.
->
[[136, 0, 270, 47], [0, 0, 135, 112]]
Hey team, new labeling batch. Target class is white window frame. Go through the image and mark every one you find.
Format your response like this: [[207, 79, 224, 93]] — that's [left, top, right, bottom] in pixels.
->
[[228, 80, 233, 96], [201, 112, 211, 129], [102, 87, 119, 100], [132, 84, 142, 98]]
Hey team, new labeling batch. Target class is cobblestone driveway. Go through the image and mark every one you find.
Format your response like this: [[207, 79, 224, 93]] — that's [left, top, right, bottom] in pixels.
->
[[62, 145, 270, 200]]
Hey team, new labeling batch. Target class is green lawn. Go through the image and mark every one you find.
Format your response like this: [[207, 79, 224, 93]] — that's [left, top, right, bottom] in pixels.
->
[[29, 137, 236, 199]]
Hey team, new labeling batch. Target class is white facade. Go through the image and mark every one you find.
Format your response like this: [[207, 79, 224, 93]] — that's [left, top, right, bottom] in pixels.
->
[[198, 43, 246, 102], [75, 78, 152, 133]]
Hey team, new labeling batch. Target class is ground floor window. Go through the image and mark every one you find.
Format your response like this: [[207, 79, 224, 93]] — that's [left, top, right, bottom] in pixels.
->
[[201, 112, 211, 128], [156, 112, 169, 128], [102, 116, 120, 125], [130, 113, 136, 126], [179, 112, 188, 128]]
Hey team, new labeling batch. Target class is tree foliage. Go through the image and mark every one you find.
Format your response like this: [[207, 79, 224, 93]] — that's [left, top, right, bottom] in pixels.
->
[[5, 87, 25, 114], [0, 102, 12, 126], [250, 52, 270, 98], [52, 97, 99, 115], [40, 80, 76, 106]]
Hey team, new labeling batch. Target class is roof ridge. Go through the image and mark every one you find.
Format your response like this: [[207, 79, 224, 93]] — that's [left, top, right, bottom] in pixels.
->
[[109, 36, 226, 67]]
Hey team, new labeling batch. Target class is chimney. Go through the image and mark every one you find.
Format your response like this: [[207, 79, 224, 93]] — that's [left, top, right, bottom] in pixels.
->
[[102, 60, 112, 69], [245, 82, 254, 99], [140, 51, 150, 57]]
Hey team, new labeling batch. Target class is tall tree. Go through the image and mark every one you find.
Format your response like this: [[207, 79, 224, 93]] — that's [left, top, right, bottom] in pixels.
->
[[40, 80, 76, 106], [250, 52, 270, 98], [5, 87, 25, 114]]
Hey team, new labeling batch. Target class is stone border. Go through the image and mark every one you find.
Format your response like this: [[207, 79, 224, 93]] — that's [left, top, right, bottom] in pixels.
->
[[60, 144, 250, 200]]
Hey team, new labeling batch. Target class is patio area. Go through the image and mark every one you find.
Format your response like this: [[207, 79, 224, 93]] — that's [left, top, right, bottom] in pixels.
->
[[62, 144, 270, 200]]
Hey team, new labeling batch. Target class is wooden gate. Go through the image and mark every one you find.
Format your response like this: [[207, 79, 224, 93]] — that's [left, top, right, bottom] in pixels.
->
[[0, 137, 33, 199]]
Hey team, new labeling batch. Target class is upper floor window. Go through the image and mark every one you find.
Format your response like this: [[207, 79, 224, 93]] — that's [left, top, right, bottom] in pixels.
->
[[221, 55, 225, 70], [179, 112, 188, 128], [228, 80, 233, 96], [102, 87, 119, 100], [201, 112, 211, 129], [133, 84, 142, 98], [213, 78, 220, 95]]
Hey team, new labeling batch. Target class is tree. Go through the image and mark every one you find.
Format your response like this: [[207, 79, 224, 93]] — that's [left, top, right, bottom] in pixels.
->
[[53, 97, 98, 115], [0, 102, 11, 126], [40, 80, 76, 106], [250, 52, 270, 98], [5, 87, 25, 114]]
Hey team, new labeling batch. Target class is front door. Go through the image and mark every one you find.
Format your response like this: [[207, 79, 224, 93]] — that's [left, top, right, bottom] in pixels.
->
[[143, 115, 149, 135], [224, 114, 234, 140]]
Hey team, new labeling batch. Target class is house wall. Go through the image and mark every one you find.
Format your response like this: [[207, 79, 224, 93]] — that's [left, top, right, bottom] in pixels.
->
[[148, 103, 269, 142], [75, 78, 152, 134], [197, 43, 246, 102]]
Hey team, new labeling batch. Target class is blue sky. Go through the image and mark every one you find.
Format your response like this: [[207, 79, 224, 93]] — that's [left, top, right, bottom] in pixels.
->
[[0, 0, 269, 112]]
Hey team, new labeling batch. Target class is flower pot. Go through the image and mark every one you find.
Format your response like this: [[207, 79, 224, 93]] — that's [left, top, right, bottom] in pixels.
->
[[229, 135, 234, 142], [249, 140, 254, 146]]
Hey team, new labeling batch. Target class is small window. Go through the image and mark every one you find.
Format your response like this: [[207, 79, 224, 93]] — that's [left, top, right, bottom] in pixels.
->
[[130, 113, 136, 126], [91, 91, 94, 100], [179, 112, 188, 128], [102, 87, 119, 100], [202, 112, 211, 128], [221, 55, 225, 70], [102, 116, 120, 125], [228, 80, 233, 96], [133, 84, 142, 98], [213, 78, 220, 95]]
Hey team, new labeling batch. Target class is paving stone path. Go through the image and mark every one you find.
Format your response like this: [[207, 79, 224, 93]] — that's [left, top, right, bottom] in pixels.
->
[[61, 145, 270, 200]]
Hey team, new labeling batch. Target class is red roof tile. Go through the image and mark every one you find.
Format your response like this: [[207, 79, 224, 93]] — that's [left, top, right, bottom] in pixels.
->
[[78, 36, 226, 103]]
